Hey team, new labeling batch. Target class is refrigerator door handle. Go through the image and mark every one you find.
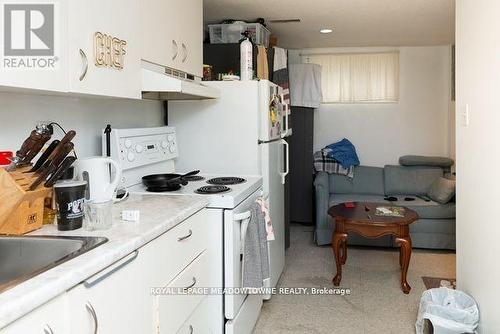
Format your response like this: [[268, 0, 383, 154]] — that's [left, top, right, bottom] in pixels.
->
[[280, 93, 290, 138], [279, 139, 289, 184]]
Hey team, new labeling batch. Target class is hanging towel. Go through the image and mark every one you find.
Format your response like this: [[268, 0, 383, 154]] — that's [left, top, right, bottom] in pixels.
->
[[242, 202, 270, 288], [256, 197, 275, 241], [273, 47, 290, 105], [289, 63, 323, 108], [257, 46, 269, 80]]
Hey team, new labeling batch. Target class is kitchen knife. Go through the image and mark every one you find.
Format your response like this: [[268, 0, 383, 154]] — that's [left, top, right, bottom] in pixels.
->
[[28, 140, 60, 172], [36, 130, 76, 175], [29, 143, 74, 191], [44, 156, 77, 187], [6, 127, 49, 171], [20, 131, 52, 166]]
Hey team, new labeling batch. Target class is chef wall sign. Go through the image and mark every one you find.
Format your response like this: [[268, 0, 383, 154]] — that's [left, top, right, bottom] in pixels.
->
[[1, 1, 60, 70]]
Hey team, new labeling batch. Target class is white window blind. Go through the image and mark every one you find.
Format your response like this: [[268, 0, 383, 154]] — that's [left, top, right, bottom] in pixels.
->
[[303, 52, 399, 103]]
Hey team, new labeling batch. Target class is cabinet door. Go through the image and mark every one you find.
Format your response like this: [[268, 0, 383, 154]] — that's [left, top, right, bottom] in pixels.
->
[[140, 0, 180, 69], [67, 0, 140, 99], [0, 294, 68, 334], [177, 0, 203, 77], [0, 0, 69, 93], [68, 250, 155, 334]]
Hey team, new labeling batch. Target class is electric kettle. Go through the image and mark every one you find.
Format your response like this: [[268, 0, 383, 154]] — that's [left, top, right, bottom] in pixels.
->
[[73, 156, 124, 203]]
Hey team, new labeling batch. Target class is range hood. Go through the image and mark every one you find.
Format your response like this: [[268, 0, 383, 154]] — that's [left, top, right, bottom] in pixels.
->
[[141, 61, 220, 100]]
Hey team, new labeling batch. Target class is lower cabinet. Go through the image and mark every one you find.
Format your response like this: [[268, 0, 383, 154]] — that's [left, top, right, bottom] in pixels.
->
[[0, 208, 223, 334], [67, 250, 155, 334], [0, 294, 69, 334]]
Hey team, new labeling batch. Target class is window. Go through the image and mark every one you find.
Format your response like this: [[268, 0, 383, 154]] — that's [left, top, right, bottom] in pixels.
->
[[303, 52, 399, 103]]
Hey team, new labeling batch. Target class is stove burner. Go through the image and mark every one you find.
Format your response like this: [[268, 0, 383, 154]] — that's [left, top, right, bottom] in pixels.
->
[[183, 175, 205, 182], [195, 185, 231, 194], [207, 177, 246, 185]]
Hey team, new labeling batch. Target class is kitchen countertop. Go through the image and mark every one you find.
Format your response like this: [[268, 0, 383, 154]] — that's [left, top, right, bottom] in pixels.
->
[[0, 194, 208, 329]]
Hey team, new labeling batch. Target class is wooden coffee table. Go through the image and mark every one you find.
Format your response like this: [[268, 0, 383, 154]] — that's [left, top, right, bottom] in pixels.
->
[[328, 202, 419, 294]]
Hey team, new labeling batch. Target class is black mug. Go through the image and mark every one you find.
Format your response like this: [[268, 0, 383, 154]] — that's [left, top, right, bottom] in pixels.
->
[[53, 180, 87, 231]]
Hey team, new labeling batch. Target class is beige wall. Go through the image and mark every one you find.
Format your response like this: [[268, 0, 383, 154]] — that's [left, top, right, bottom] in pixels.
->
[[456, 0, 500, 332], [0, 93, 164, 157], [289, 46, 454, 167]]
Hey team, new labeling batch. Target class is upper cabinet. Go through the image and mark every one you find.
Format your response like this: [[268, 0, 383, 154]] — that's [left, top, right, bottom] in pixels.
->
[[140, 0, 203, 78], [0, 0, 141, 99], [67, 0, 141, 98], [0, 0, 203, 99]]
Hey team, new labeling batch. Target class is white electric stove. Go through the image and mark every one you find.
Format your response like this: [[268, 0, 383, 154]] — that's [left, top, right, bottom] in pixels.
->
[[104, 126, 266, 334], [128, 174, 262, 209]]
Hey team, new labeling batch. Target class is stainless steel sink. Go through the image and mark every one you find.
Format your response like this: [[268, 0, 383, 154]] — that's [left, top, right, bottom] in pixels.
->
[[0, 236, 108, 293]]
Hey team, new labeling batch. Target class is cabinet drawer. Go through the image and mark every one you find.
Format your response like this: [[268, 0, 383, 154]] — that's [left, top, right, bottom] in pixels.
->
[[176, 296, 211, 334], [146, 209, 209, 287], [157, 251, 210, 334], [1, 294, 68, 334]]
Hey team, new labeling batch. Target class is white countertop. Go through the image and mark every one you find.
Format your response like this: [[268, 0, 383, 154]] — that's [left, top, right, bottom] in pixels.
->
[[0, 194, 209, 329]]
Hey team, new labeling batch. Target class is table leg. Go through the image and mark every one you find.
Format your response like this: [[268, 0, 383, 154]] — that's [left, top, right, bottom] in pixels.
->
[[395, 236, 412, 294], [332, 232, 347, 286], [341, 239, 347, 265]]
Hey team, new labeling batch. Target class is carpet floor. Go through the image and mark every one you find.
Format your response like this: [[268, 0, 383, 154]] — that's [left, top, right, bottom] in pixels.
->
[[253, 224, 456, 334]]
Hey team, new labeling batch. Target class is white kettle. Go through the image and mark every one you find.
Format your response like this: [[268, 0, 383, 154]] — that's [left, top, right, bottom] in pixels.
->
[[74, 157, 123, 203]]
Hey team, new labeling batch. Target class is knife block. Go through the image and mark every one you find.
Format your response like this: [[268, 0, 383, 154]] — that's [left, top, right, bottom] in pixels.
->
[[0, 167, 52, 235]]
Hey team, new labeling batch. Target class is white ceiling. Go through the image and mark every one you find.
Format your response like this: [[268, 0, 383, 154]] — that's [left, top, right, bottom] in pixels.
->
[[203, 0, 455, 49]]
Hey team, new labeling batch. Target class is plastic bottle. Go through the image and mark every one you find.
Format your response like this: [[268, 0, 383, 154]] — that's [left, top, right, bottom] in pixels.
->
[[240, 31, 253, 81]]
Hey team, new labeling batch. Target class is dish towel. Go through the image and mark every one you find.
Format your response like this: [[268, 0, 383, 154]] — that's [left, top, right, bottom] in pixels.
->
[[256, 197, 275, 241], [273, 47, 290, 105], [242, 202, 270, 288], [289, 63, 323, 108]]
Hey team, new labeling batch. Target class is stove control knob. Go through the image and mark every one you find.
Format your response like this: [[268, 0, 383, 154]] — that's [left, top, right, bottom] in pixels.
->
[[135, 144, 143, 153], [124, 139, 133, 149], [167, 134, 175, 142], [127, 152, 135, 162], [169, 145, 176, 153], [161, 140, 169, 149]]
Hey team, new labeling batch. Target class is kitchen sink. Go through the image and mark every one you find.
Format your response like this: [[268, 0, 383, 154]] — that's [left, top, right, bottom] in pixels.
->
[[0, 236, 108, 293]]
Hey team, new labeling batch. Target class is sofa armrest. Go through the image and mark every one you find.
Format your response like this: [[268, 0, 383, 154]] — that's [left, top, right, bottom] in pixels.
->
[[314, 172, 331, 232]]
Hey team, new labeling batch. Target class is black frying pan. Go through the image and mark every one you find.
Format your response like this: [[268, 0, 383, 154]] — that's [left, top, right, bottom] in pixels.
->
[[142, 170, 200, 190]]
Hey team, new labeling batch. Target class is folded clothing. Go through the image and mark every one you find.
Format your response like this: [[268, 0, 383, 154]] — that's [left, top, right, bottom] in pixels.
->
[[324, 138, 360, 169], [314, 150, 354, 179]]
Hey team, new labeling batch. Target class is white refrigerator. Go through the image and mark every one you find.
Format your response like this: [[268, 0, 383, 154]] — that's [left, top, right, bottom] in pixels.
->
[[169, 80, 290, 290]]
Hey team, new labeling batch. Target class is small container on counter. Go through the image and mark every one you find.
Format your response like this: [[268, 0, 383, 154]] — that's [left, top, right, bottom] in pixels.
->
[[53, 180, 87, 231], [0, 151, 13, 167]]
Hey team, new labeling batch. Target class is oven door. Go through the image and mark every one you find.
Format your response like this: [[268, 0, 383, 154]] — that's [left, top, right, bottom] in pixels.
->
[[224, 188, 264, 320]]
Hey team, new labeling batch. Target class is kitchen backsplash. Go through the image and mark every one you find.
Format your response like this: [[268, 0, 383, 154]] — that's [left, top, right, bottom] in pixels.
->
[[0, 92, 164, 157]]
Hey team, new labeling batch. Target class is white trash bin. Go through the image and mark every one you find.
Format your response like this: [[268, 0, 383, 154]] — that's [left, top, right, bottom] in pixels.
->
[[416, 287, 479, 334]]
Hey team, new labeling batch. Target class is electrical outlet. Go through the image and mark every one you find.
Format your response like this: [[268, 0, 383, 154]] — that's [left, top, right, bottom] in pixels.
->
[[460, 104, 470, 127]]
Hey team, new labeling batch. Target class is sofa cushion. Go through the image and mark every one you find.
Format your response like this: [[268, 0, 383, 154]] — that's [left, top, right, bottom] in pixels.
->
[[328, 195, 455, 219], [330, 166, 385, 195], [399, 155, 454, 168], [428, 177, 456, 204], [384, 165, 443, 196]]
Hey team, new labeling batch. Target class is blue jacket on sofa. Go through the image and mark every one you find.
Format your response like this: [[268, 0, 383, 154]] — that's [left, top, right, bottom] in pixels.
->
[[314, 165, 455, 250]]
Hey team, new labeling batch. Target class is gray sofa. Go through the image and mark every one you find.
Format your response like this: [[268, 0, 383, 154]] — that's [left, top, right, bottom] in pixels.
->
[[314, 165, 455, 250]]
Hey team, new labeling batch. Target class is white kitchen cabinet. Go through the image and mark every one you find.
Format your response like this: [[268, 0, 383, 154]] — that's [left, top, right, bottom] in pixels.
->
[[140, 0, 203, 78], [67, 250, 155, 334], [0, 294, 68, 334], [0, 0, 140, 99], [67, 0, 141, 98], [1, 209, 222, 334]]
